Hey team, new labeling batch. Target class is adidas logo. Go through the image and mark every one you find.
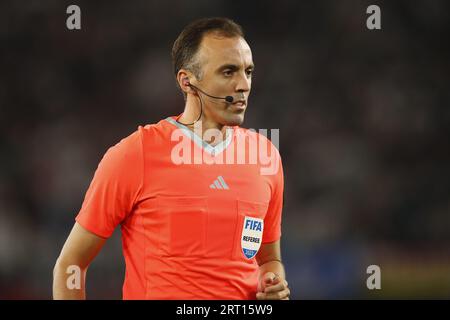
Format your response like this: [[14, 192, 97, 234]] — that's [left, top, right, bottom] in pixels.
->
[[209, 176, 229, 190]]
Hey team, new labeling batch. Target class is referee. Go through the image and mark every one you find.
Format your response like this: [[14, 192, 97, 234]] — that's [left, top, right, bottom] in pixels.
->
[[53, 17, 290, 300]]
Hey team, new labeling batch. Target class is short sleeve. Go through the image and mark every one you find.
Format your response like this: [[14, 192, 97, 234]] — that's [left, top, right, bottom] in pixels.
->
[[262, 148, 284, 244], [75, 128, 144, 238]]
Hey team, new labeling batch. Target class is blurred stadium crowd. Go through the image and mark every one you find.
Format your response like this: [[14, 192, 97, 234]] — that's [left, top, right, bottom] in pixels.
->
[[1, 0, 449, 298]]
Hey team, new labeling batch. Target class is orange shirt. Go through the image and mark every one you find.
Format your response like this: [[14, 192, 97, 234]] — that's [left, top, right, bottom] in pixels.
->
[[76, 116, 284, 299]]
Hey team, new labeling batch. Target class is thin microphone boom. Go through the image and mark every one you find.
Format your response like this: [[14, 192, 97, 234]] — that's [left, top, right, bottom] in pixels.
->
[[189, 84, 234, 103], [176, 82, 235, 126]]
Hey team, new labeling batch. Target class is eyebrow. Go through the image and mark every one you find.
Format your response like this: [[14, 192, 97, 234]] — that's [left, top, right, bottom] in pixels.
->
[[217, 63, 255, 72]]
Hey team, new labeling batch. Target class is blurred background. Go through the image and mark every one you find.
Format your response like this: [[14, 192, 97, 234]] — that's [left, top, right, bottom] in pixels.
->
[[1, 0, 449, 299]]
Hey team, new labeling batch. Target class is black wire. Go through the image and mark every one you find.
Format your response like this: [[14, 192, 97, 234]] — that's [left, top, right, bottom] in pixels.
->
[[176, 87, 203, 126]]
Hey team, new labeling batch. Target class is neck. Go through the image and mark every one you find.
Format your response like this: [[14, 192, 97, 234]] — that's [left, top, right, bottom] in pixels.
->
[[177, 95, 229, 146]]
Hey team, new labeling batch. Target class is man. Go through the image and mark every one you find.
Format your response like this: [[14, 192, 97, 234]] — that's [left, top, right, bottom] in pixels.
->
[[53, 17, 290, 300]]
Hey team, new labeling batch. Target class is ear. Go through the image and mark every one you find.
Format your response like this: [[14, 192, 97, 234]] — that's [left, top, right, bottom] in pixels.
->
[[177, 69, 193, 94]]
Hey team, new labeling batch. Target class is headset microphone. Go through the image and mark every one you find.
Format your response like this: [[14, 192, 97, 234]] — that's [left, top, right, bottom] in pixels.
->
[[188, 83, 234, 103], [224, 95, 234, 103], [176, 80, 237, 126]]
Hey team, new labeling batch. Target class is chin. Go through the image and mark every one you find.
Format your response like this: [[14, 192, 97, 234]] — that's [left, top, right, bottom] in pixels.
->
[[222, 113, 245, 126]]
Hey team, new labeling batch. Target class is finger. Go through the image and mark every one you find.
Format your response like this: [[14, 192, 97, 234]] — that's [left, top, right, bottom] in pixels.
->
[[264, 280, 288, 294], [263, 272, 278, 284], [264, 280, 287, 293], [257, 288, 290, 300], [260, 272, 277, 291], [266, 275, 281, 287], [272, 275, 281, 284]]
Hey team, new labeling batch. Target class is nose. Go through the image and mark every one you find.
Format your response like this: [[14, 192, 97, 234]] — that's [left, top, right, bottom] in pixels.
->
[[235, 71, 251, 94]]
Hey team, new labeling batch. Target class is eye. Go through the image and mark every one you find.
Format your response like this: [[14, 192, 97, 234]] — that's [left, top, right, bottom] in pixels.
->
[[246, 69, 253, 77], [223, 70, 233, 77]]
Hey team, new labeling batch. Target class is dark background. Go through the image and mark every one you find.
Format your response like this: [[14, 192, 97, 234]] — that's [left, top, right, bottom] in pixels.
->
[[1, 0, 449, 299]]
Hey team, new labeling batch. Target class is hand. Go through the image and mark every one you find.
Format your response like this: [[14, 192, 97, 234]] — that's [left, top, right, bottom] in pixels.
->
[[256, 272, 290, 300]]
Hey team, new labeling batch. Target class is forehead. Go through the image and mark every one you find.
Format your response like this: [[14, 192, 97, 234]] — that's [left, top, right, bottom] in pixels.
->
[[197, 33, 253, 67]]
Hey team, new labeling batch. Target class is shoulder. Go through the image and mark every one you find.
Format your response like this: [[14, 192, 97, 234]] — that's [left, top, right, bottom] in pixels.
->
[[112, 117, 173, 150], [100, 119, 166, 166], [137, 117, 176, 144]]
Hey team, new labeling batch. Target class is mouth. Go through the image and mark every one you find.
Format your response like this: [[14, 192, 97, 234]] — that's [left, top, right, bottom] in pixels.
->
[[231, 100, 246, 110]]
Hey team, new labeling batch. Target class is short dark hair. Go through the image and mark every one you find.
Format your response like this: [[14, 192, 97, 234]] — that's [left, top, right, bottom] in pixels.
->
[[171, 17, 244, 82]]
